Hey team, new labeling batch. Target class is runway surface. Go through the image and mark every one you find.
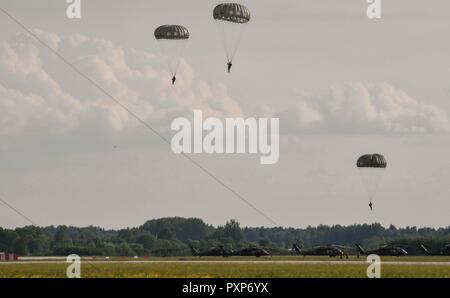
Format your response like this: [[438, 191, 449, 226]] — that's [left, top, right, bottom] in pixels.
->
[[3, 259, 450, 266]]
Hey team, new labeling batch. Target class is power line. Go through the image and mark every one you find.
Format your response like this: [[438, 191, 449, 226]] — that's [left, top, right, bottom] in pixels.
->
[[0, 195, 36, 225]]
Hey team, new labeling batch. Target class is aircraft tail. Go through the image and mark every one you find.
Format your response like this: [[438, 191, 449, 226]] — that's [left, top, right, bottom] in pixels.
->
[[418, 243, 430, 255], [355, 244, 365, 255], [190, 245, 200, 256], [293, 244, 302, 255]]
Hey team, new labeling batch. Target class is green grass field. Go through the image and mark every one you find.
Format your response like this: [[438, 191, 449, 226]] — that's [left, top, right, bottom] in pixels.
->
[[1, 256, 449, 278]]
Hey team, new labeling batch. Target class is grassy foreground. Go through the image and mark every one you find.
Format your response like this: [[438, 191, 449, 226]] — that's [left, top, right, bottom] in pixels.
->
[[1, 256, 450, 278]]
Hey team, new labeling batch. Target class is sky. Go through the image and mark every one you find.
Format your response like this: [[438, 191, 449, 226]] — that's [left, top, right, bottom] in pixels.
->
[[0, 0, 449, 229]]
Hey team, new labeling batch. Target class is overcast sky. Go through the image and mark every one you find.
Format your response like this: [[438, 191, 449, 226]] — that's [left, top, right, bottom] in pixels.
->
[[0, 0, 449, 229]]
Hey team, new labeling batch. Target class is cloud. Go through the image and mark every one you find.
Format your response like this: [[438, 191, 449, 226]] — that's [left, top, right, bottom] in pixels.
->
[[0, 30, 242, 137], [1, 30, 448, 139], [278, 82, 450, 134]]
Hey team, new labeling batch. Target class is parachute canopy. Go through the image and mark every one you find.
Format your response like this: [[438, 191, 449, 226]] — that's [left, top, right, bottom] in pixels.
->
[[154, 25, 190, 40], [213, 3, 251, 24], [357, 154, 387, 168]]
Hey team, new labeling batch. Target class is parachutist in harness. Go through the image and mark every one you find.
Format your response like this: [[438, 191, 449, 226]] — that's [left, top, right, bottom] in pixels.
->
[[154, 25, 189, 87], [357, 153, 386, 213], [214, 4, 250, 74]]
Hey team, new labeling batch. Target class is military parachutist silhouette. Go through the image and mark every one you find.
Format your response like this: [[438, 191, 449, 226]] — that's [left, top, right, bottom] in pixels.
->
[[227, 61, 233, 73]]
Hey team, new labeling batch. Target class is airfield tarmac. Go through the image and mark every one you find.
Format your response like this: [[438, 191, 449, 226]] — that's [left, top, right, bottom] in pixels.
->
[[2, 256, 450, 278], [7, 259, 450, 266]]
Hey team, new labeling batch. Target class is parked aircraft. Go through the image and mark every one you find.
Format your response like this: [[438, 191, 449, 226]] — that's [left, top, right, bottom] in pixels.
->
[[227, 247, 271, 257], [418, 243, 450, 256], [190, 245, 227, 257], [355, 244, 408, 257], [293, 244, 348, 258]]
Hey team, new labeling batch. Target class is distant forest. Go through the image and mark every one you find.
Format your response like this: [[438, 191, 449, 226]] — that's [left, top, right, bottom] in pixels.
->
[[1, 218, 449, 256]]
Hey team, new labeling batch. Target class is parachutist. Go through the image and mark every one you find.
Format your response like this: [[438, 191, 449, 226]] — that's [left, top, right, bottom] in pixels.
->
[[154, 25, 189, 86], [214, 4, 250, 73], [227, 61, 232, 73], [357, 153, 386, 213]]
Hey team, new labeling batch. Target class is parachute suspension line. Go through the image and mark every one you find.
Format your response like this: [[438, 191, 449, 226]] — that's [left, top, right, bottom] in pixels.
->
[[165, 53, 175, 79], [215, 20, 231, 63], [229, 22, 248, 63], [171, 39, 189, 77], [215, 21, 248, 64], [156, 41, 178, 79], [358, 166, 385, 210]]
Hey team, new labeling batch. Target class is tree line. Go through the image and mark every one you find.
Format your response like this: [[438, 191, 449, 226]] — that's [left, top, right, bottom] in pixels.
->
[[0, 217, 449, 256]]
